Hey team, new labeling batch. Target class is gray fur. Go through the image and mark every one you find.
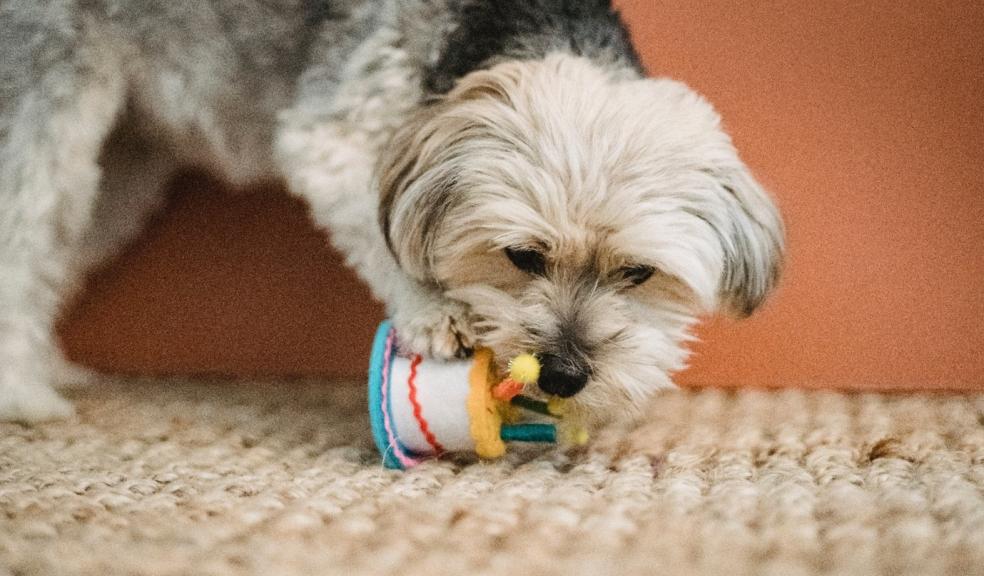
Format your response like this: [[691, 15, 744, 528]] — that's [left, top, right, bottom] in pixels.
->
[[0, 0, 783, 425]]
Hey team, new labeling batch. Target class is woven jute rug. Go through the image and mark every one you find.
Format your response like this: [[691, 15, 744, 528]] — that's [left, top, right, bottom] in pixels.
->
[[1, 379, 982, 576]]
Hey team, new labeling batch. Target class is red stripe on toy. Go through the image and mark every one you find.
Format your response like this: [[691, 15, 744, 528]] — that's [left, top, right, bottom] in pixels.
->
[[407, 354, 445, 455]]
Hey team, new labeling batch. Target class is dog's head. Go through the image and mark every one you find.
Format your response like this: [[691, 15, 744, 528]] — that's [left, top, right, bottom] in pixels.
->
[[379, 55, 783, 427]]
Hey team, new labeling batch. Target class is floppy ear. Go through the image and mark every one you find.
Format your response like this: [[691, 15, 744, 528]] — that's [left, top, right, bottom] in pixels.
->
[[376, 103, 451, 283], [377, 62, 529, 282], [712, 164, 785, 317]]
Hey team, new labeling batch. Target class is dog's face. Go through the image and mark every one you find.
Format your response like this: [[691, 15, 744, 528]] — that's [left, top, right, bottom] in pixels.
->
[[379, 55, 783, 428]]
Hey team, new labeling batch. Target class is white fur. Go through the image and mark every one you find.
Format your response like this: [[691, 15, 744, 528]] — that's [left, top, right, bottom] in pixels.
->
[[0, 2, 782, 429], [0, 0, 468, 421], [381, 56, 783, 427]]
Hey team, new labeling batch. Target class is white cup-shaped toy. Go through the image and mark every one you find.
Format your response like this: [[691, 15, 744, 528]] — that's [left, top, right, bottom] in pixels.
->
[[368, 320, 558, 469]]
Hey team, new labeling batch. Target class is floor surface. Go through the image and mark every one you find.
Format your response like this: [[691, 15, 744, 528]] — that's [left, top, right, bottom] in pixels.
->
[[1, 379, 982, 575]]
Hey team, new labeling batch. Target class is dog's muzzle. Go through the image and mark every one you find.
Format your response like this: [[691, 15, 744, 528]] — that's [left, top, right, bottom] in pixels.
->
[[537, 353, 590, 398]]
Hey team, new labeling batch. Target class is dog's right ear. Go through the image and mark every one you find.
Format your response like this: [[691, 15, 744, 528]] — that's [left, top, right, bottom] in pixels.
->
[[377, 62, 531, 283], [376, 103, 448, 283]]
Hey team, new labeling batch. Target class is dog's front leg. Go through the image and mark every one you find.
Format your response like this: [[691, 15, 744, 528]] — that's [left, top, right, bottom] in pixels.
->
[[276, 119, 475, 359]]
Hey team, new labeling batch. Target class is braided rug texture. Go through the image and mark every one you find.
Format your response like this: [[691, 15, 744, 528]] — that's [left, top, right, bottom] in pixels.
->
[[1, 379, 982, 576]]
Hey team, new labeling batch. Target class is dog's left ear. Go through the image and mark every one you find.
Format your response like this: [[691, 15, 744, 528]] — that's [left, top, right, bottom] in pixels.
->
[[710, 163, 785, 317]]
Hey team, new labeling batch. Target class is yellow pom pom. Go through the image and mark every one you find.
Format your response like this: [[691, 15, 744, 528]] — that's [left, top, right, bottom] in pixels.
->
[[546, 396, 568, 416], [572, 428, 590, 446], [508, 353, 540, 385], [560, 425, 590, 446]]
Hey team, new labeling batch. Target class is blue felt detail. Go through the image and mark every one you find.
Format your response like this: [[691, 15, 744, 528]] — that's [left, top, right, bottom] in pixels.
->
[[500, 423, 557, 444], [367, 320, 404, 469]]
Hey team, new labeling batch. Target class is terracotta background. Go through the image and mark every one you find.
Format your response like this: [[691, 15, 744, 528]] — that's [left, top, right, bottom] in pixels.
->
[[58, 0, 984, 391]]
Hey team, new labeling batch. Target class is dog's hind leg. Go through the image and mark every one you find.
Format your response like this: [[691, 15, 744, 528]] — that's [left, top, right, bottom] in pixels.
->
[[0, 38, 127, 421], [54, 105, 180, 385], [67, 106, 179, 298]]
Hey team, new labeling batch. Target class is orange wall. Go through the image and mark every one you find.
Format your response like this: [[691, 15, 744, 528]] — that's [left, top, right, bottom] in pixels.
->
[[59, 1, 984, 390]]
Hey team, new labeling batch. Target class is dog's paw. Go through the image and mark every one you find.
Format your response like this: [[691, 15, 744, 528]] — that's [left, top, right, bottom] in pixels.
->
[[0, 373, 75, 423], [51, 352, 100, 387], [392, 297, 476, 360]]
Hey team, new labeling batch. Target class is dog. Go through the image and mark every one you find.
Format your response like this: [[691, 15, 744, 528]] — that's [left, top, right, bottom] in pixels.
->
[[0, 0, 784, 428]]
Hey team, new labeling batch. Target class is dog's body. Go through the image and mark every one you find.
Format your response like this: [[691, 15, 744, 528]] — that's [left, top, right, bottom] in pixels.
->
[[0, 1, 783, 426]]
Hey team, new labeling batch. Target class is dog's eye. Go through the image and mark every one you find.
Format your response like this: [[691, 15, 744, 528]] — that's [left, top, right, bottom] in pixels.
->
[[621, 265, 655, 286], [504, 247, 546, 275]]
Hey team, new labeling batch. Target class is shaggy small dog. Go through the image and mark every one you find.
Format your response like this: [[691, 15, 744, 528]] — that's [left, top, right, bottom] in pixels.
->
[[0, 0, 783, 427]]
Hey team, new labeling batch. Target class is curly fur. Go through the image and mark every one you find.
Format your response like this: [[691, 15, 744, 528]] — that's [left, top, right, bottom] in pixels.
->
[[0, 0, 783, 428], [379, 56, 783, 424]]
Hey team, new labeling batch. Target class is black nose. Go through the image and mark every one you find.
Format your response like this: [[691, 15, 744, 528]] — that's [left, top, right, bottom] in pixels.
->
[[537, 354, 590, 398]]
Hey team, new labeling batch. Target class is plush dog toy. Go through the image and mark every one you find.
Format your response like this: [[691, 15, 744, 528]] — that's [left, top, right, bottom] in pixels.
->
[[368, 320, 587, 469]]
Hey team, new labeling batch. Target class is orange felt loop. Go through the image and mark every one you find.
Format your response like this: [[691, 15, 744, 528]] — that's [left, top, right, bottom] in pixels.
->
[[492, 378, 525, 401]]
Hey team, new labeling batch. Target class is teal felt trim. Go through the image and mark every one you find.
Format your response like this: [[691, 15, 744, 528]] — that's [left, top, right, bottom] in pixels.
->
[[500, 423, 557, 443], [367, 320, 403, 469]]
